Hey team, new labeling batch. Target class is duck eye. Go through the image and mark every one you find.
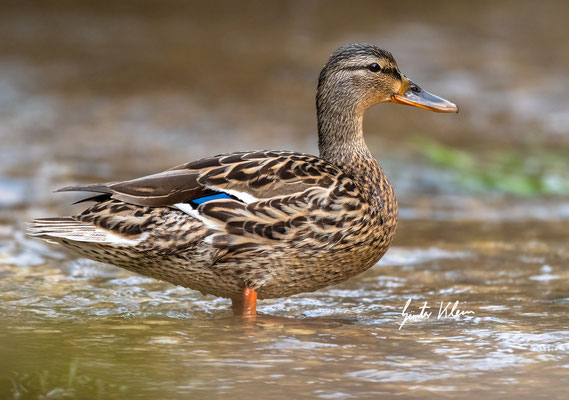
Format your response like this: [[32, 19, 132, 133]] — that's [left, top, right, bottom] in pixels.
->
[[368, 63, 381, 72]]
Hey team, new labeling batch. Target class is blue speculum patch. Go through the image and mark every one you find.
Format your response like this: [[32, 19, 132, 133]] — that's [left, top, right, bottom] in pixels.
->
[[190, 193, 234, 205]]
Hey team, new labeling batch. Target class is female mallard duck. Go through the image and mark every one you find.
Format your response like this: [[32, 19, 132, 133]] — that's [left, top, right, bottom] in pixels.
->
[[28, 44, 457, 316]]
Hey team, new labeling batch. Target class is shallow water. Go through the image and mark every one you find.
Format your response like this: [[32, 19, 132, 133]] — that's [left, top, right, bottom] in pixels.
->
[[2, 214, 569, 399], [1, 1, 569, 399]]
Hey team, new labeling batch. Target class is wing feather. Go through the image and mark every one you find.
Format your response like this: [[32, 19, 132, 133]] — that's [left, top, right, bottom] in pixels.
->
[[57, 150, 344, 208], [50, 150, 362, 264]]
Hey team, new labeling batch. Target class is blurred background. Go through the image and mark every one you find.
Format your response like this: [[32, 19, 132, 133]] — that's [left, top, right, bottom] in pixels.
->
[[1, 0, 569, 215], [1, 1, 569, 399]]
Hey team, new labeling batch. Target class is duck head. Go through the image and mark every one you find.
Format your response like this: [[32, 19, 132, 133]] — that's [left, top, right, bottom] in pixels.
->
[[317, 43, 458, 114]]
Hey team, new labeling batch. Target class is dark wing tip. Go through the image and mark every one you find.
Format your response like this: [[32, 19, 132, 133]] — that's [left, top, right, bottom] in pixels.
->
[[55, 184, 114, 194]]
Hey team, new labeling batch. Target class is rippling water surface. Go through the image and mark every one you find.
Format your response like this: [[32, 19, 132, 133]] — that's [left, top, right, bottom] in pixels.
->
[[1, 1, 568, 399]]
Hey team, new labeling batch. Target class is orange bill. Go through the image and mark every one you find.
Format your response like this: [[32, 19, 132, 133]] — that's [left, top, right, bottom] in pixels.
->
[[391, 77, 458, 113]]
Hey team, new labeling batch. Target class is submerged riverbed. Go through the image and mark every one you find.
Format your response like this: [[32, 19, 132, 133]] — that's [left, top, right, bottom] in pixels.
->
[[1, 1, 569, 399]]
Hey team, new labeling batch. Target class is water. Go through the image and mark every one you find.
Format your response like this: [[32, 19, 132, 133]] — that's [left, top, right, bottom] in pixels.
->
[[3, 217, 569, 399], [1, 1, 569, 399]]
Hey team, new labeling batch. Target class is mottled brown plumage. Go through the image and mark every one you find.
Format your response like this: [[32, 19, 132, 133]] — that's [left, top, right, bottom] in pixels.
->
[[27, 44, 457, 312]]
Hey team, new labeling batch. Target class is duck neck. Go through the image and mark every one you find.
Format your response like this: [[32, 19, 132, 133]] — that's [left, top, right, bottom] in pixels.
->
[[317, 98, 377, 179]]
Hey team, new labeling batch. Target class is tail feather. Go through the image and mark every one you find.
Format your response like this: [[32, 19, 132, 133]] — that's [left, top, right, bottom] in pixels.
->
[[26, 218, 147, 246]]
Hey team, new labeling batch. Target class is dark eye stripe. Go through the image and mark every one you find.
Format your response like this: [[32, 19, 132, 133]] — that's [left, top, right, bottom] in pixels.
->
[[342, 65, 402, 81], [382, 68, 402, 81]]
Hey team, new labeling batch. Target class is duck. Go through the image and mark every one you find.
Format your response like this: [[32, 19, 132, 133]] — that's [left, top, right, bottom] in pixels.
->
[[27, 44, 458, 317]]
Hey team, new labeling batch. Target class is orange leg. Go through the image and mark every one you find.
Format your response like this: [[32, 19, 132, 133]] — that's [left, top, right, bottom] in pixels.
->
[[231, 287, 258, 317]]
